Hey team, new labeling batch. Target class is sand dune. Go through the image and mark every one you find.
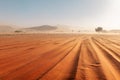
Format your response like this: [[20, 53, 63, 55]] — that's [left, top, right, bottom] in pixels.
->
[[0, 34, 120, 80]]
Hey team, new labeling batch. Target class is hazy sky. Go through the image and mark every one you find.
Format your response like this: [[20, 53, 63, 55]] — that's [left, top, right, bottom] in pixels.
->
[[0, 0, 120, 30]]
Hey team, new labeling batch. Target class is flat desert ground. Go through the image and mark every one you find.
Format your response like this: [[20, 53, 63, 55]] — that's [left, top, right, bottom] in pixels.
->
[[0, 34, 120, 80]]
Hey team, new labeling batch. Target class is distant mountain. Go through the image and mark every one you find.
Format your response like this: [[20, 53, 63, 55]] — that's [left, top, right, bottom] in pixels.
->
[[0, 25, 14, 33], [0, 24, 71, 33], [20, 25, 71, 33], [23, 25, 57, 31]]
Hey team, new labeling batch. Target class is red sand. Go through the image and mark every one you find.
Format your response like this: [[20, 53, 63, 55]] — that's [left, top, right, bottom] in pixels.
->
[[0, 34, 120, 80]]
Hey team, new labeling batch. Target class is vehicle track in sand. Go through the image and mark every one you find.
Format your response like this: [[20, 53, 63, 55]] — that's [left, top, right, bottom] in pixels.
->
[[0, 34, 120, 80]]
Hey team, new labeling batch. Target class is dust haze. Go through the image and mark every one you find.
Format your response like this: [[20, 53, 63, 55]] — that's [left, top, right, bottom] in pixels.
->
[[0, 0, 120, 80]]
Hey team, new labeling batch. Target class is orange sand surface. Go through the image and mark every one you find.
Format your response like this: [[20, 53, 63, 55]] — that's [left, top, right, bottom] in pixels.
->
[[0, 34, 120, 80]]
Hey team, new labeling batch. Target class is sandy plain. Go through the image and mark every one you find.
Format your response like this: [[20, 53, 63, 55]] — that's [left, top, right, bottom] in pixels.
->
[[0, 34, 120, 80]]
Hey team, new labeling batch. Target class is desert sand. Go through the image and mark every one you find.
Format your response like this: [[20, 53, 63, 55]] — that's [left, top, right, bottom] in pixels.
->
[[0, 34, 120, 80]]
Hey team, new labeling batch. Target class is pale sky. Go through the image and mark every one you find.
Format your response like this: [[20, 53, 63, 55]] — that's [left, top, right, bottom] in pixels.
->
[[0, 0, 120, 30]]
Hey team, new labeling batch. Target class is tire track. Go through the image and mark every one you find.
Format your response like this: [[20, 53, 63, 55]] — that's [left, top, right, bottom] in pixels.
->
[[0, 38, 76, 62], [39, 38, 82, 80], [92, 37, 120, 63], [90, 37, 120, 80], [0, 38, 77, 80], [75, 38, 106, 80], [94, 37, 120, 57], [0, 34, 120, 80]]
